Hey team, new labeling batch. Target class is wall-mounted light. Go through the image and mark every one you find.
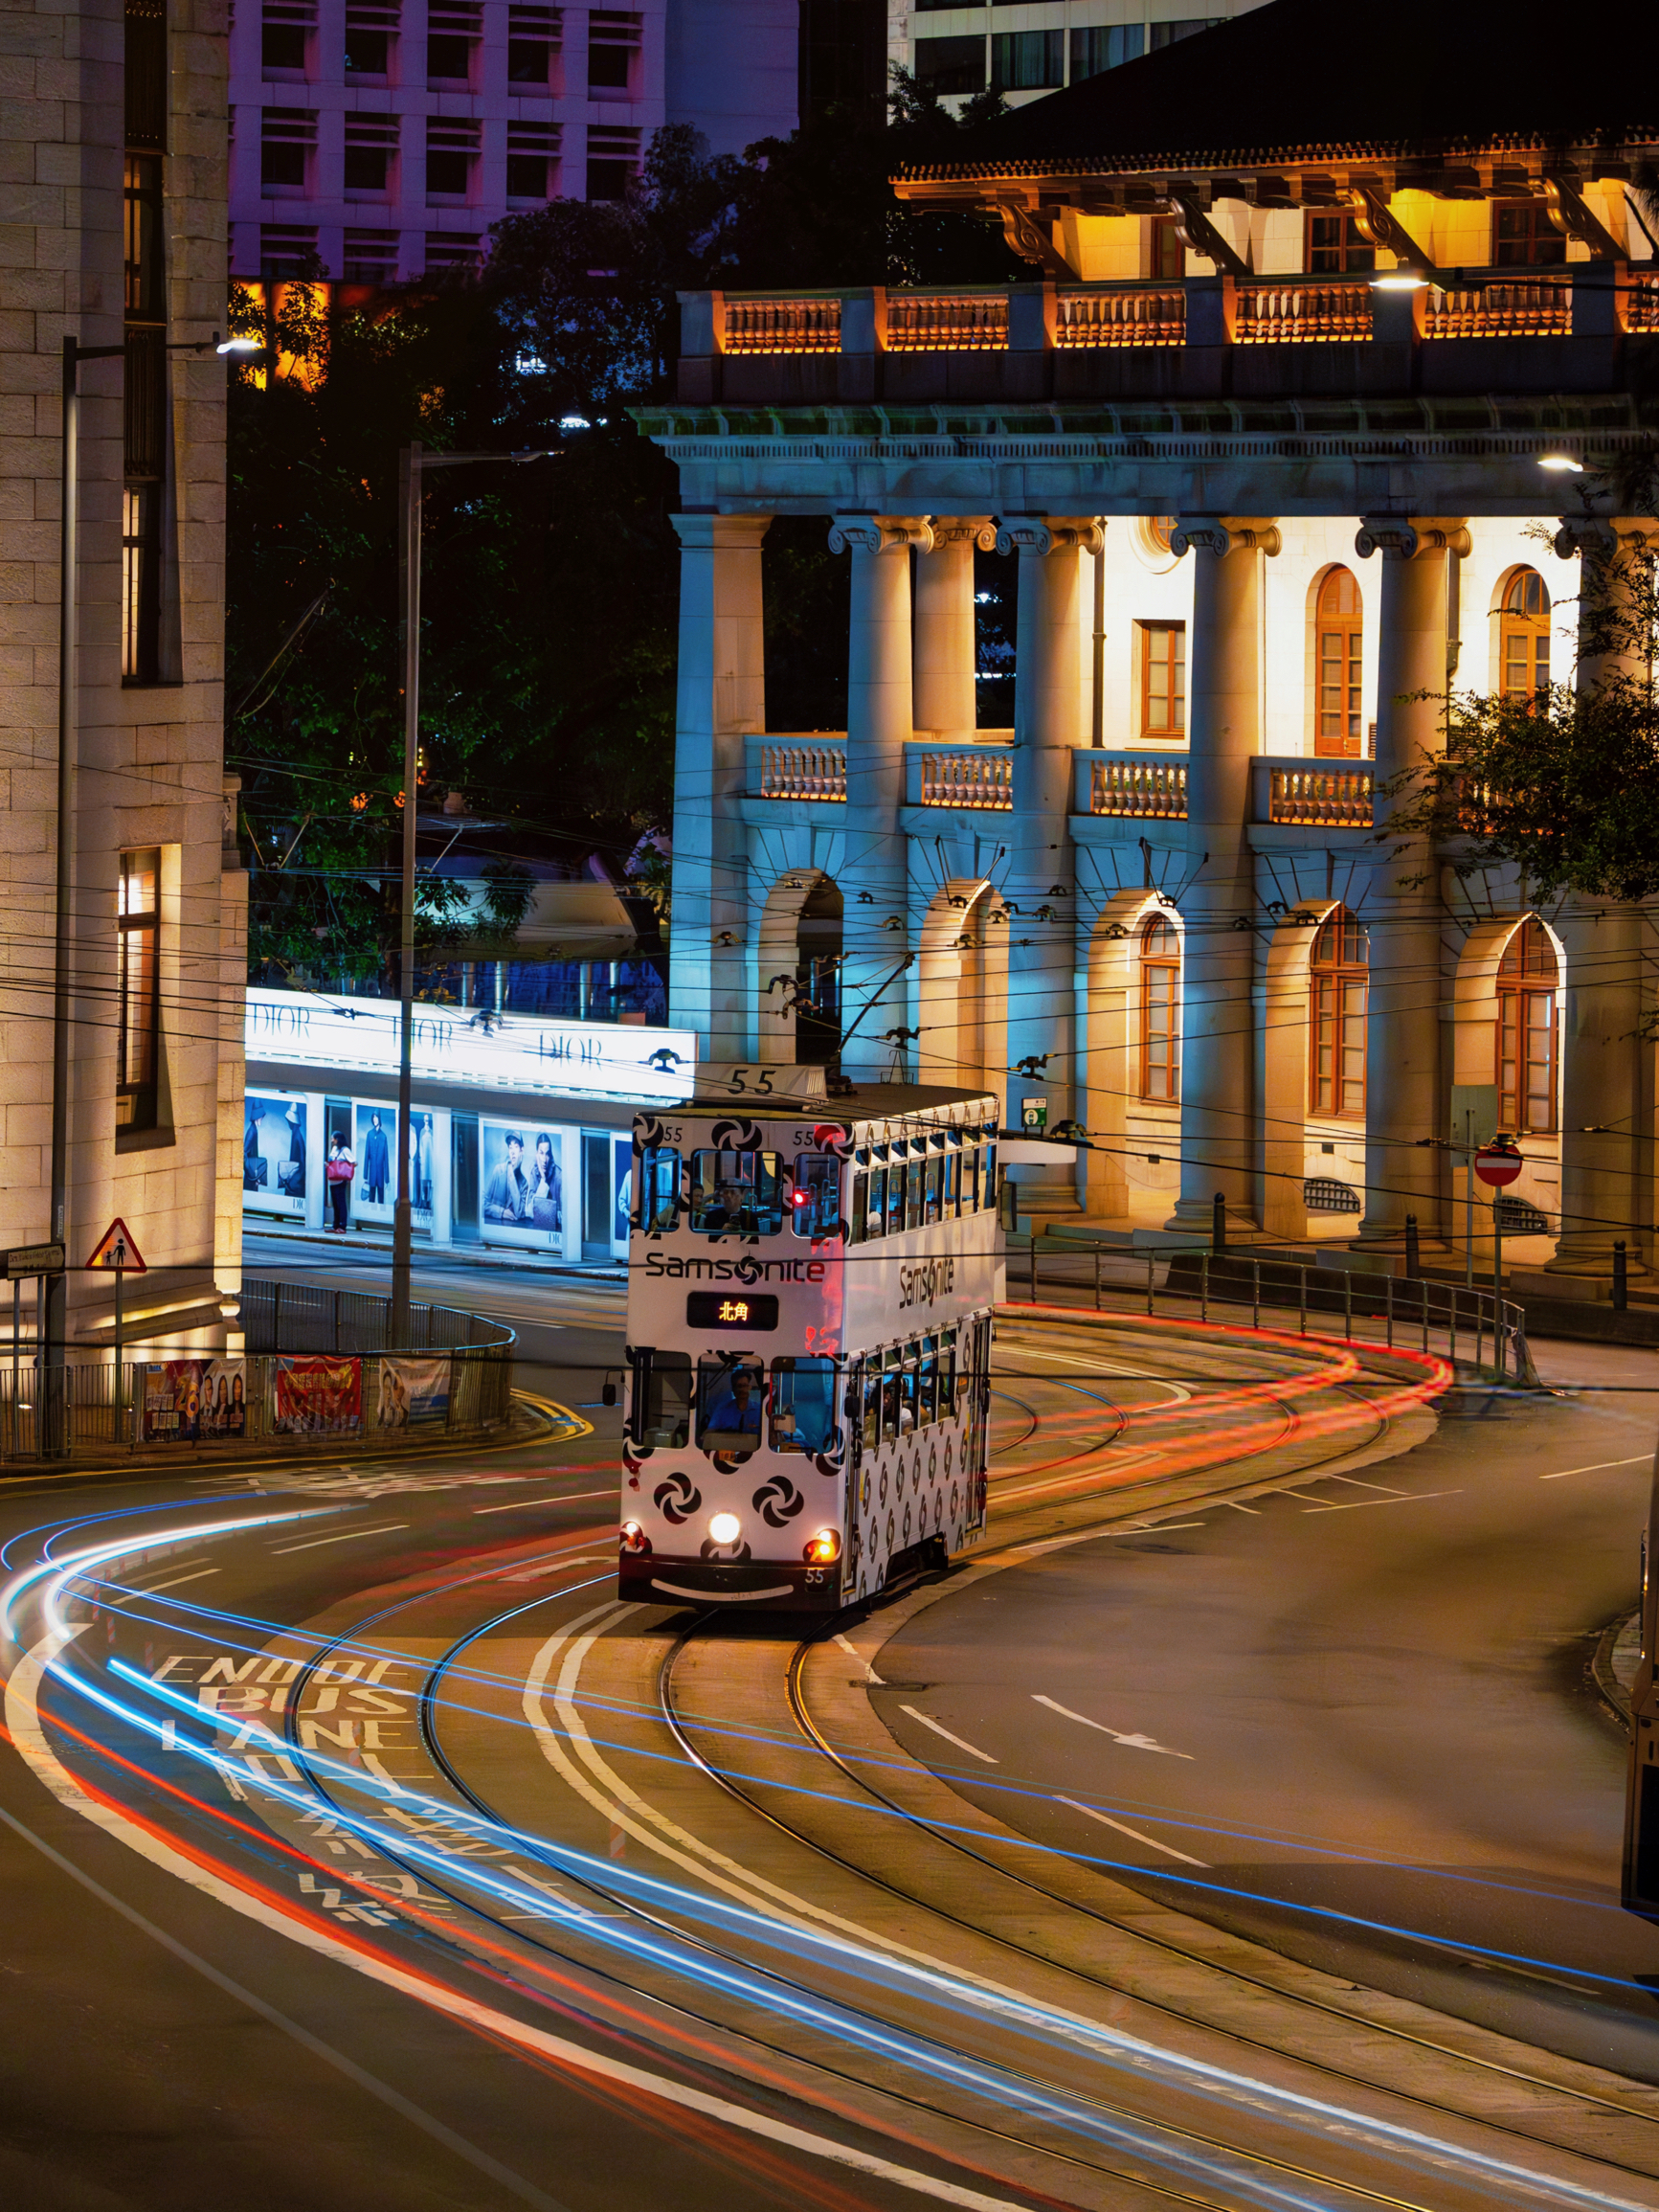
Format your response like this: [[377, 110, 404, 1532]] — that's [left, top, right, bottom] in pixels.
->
[[1538, 453, 1584, 473], [1370, 272, 1428, 292]]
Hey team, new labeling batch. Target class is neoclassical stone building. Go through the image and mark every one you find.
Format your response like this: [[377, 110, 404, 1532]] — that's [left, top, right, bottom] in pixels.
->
[[639, 1, 1659, 1284]]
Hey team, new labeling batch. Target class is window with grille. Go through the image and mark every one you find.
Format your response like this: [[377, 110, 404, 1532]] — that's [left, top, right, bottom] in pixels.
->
[[427, 0, 480, 81], [588, 9, 639, 91], [118, 850, 161, 1131], [343, 227, 398, 281], [1306, 210, 1375, 274], [1493, 200, 1566, 266], [345, 0, 398, 75], [345, 114, 397, 195], [992, 30, 1061, 88], [1500, 569, 1551, 695], [1069, 24, 1142, 80], [1140, 914, 1180, 1101], [261, 105, 316, 190], [1314, 566, 1364, 756], [506, 124, 559, 200], [1497, 917, 1558, 1135], [262, 0, 315, 73], [586, 124, 639, 200], [259, 222, 319, 276], [426, 116, 480, 198], [1139, 621, 1185, 737], [1309, 907, 1368, 1119], [509, 3, 560, 84]]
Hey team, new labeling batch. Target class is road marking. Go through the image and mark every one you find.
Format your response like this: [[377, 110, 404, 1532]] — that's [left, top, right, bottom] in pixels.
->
[[1107, 1521, 1206, 1536], [137, 1569, 221, 1594], [1057, 1797, 1209, 1866], [898, 1706, 998, 1764], [498, 1557, 615, 1583], [473, 1490, 615, 1514], [269, 1523, 410, 1553], [1326, 1475, 1408, 1496], [1302, 1491, 1462, 1515], [1538, 1454, 1650, 1482], [833, 1631, 883, 1683], [1033, 1694, 1193, 1760], [1222, 1500, 1261, 1515]]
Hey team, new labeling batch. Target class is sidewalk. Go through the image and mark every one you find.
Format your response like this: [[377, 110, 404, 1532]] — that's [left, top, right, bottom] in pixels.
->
[[244, 1222, 626, 1285]]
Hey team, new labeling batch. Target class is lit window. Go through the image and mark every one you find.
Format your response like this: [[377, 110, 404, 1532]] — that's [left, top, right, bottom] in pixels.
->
[[1314, 566, 1364, 756], [1497, 918, 1558, 1135], [1140, 914, 1179, 1101], [770, 1356, 837, 1454], [791, 1152, 840, 1239], [688, 1148, 783, 1236], [1309, 907, 1368, 1119], [639, 1143, 680, 1232], [1306, 211, 1375, 274], [1140, 621, 1185, 737], [1501, 570, 1551, 695], [117, 849, 160, 1131], [1493, 200, 1566, 267]]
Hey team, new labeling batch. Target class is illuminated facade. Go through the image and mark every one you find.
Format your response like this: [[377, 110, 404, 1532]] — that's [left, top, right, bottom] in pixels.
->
[[643, 2, 1659, 1285]]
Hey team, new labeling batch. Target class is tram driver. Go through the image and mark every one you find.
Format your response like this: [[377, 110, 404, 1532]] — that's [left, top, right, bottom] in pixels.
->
[[699, 1360, 763, 1456]]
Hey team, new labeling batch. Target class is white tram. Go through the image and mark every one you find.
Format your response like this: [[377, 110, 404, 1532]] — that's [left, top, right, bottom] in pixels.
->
[[619, 1080, 1001, 1611]]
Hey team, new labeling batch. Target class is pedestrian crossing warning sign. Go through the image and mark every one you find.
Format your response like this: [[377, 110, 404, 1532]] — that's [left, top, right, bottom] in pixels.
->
[[85, 1218, 146, 1273]]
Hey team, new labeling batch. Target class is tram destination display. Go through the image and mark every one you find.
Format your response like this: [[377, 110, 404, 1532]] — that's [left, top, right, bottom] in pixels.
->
[[685, 1292, 779, 1331]]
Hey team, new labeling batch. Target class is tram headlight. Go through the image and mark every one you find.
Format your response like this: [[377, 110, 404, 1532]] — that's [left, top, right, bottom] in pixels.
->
[[708, 1511, 742, 1546], [803, 1527, 841, 1566], [619, 1520, 651, 1556]]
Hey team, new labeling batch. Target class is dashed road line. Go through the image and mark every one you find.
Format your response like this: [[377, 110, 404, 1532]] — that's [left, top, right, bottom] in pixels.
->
[[1057, 1797, 1210, 1866], [899, 1707, 998, 1764]]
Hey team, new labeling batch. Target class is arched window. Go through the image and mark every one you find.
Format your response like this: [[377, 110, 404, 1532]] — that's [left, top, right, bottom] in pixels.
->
[[1309, 907, 1368, 1118], [1140, 914, 1179, 1101], [1497, 918, 1558, 1135], [1500, 570, 1551, 696], [1314, 567, 1364, 757]]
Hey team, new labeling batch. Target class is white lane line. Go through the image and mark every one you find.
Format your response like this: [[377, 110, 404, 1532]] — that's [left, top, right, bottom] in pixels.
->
[[269, 1522, 410, 1554], [1325, 1475, 1408, 1496], [899, 1706, 998, 1764], [1538, 1454, 1650, 1482], [1302, 1491, 1462, 1515], [1222, 1500, 1261, 1515], [833, 1631, 884, 1683], [473, 1490, 615, 1514], [1033, 1693, 1192, 1760], [1108, 1521, 1206, 1536], [1057, 1797, 1210, 1866], [137, 1569, 222, 1595], [498, 1556, 615, 1583]]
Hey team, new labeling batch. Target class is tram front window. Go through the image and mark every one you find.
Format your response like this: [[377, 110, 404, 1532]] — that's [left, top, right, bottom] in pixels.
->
[[640, 1144, 681, 1232], [689, 1149, 783, 1236], [637, 1350, 691, 1448], [697, 1356, 764, 1456], [771, 1356, 837, 1453], [792, 1153, 841, 1239]]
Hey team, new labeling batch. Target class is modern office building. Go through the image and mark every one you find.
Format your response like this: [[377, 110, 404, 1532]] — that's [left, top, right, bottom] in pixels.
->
[[893, 0, 1267, 113], [641, 0, 1659, 1292], [230, 0, 801, 282], [0, 0, 246, 1358]]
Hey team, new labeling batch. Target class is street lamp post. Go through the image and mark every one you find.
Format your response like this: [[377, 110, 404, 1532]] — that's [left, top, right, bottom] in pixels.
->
[[392, 443, 548, 1342]]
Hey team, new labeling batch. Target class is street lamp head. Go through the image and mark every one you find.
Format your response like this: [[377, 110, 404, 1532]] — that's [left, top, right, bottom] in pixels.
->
[[1538, 453, 1584, 473], [1370, 271, 1429, 291], [214, 331, 264, 355]]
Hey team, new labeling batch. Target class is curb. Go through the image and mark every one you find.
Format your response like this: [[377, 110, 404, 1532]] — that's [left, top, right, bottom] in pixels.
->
[[1592, 1609, 1641, 1727]]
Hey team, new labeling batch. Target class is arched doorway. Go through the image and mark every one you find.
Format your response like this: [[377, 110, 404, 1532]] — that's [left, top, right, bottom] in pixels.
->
[[917, 879, 1006, 1095], [1083, 890, 1183, 1221], [1261, 898, 1370, 1243], [1312, 566, 1365, 757], [1451, 912, 1565, 1258], [756, 869, 842, 1065]]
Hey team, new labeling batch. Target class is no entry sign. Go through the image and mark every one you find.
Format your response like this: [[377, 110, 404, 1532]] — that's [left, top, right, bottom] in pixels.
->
[[1474, 1140, 1524, 1188]]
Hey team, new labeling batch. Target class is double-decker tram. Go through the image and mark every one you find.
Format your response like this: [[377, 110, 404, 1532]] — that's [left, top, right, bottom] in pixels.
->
[[619, 1080, 1002, 1610]]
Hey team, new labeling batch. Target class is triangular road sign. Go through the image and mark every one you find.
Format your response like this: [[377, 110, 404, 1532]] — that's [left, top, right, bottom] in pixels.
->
[[85, 1218, 146, 1273]]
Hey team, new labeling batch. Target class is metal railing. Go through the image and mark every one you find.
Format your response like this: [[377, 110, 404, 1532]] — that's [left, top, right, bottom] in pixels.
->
[[1424, 281, 1571, 339], [886, 292, 1008, 351], [725, 296, 841, 353], [1056, 287, 1184, 347], [1234, 281, 1372, 343], [910, 745, 1014, 810], [239, 1280, 513, 1355], [1086, 754, 1188, 818], [1004, 1237, 1533, 1386], [754, 739, 847, 801]]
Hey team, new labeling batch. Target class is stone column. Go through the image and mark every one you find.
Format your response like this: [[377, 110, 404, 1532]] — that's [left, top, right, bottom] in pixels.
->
[[1165, 518, 1279, 1232], [994, 515, 1101, 1216], [668, 513, 769, 1063], [1354, 518, 1469, 1251], [831, 514, 931, 1080], [1545, 518, 1659, 1278], [914, 518, 994, 734]]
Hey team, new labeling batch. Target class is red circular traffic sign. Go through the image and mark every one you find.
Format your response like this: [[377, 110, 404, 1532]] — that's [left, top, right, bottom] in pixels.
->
[[1474, 1140, 1524, 1187]]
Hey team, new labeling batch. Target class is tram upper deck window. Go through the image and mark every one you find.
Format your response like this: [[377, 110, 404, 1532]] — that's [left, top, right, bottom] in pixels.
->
[[770, 1356, 838, 1454], [696, 1355, 764, 1456], [905, 1153, 925, 1233], [885, 1158, 906, 1238], [639, 1143, 681, 1232], [791, 1153, 840, 1239], [863, 1360, 881, 1450], [923, 1151, 942, 1226], [943, 1143, 960, 1219], [918, 1334, 938, 1423], [635, 1349, 690, 1448], [689, 1148, 783, 1236]]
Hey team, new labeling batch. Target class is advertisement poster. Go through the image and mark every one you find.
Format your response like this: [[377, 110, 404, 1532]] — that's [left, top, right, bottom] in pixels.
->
[[409, 1108, 437, 1230], [243, 1095, 307, 1218], [480, 1119, 573, 1254], [352, 1104, 397, 1220], [274, 1354, 362, 1434], [142, 1359, 247, 1444], [611, 1133, 632, 1261], [373, 1355, 451, 1431]]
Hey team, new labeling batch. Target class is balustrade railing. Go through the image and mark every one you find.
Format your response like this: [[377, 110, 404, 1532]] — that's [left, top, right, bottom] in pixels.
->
[[1261, 761, 1375, 826], [1055, 287, 1185, 347], [1628, 274, 1659, 334], [1424, 281, 1571, 338], [886, 292, 1008, 350], [755, 739, 847, 801], [1234, 282, 1372, 343], [909, 745, 1014, 809], [724, 296, 841, 352], [1086, 755, 1188, 819]]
